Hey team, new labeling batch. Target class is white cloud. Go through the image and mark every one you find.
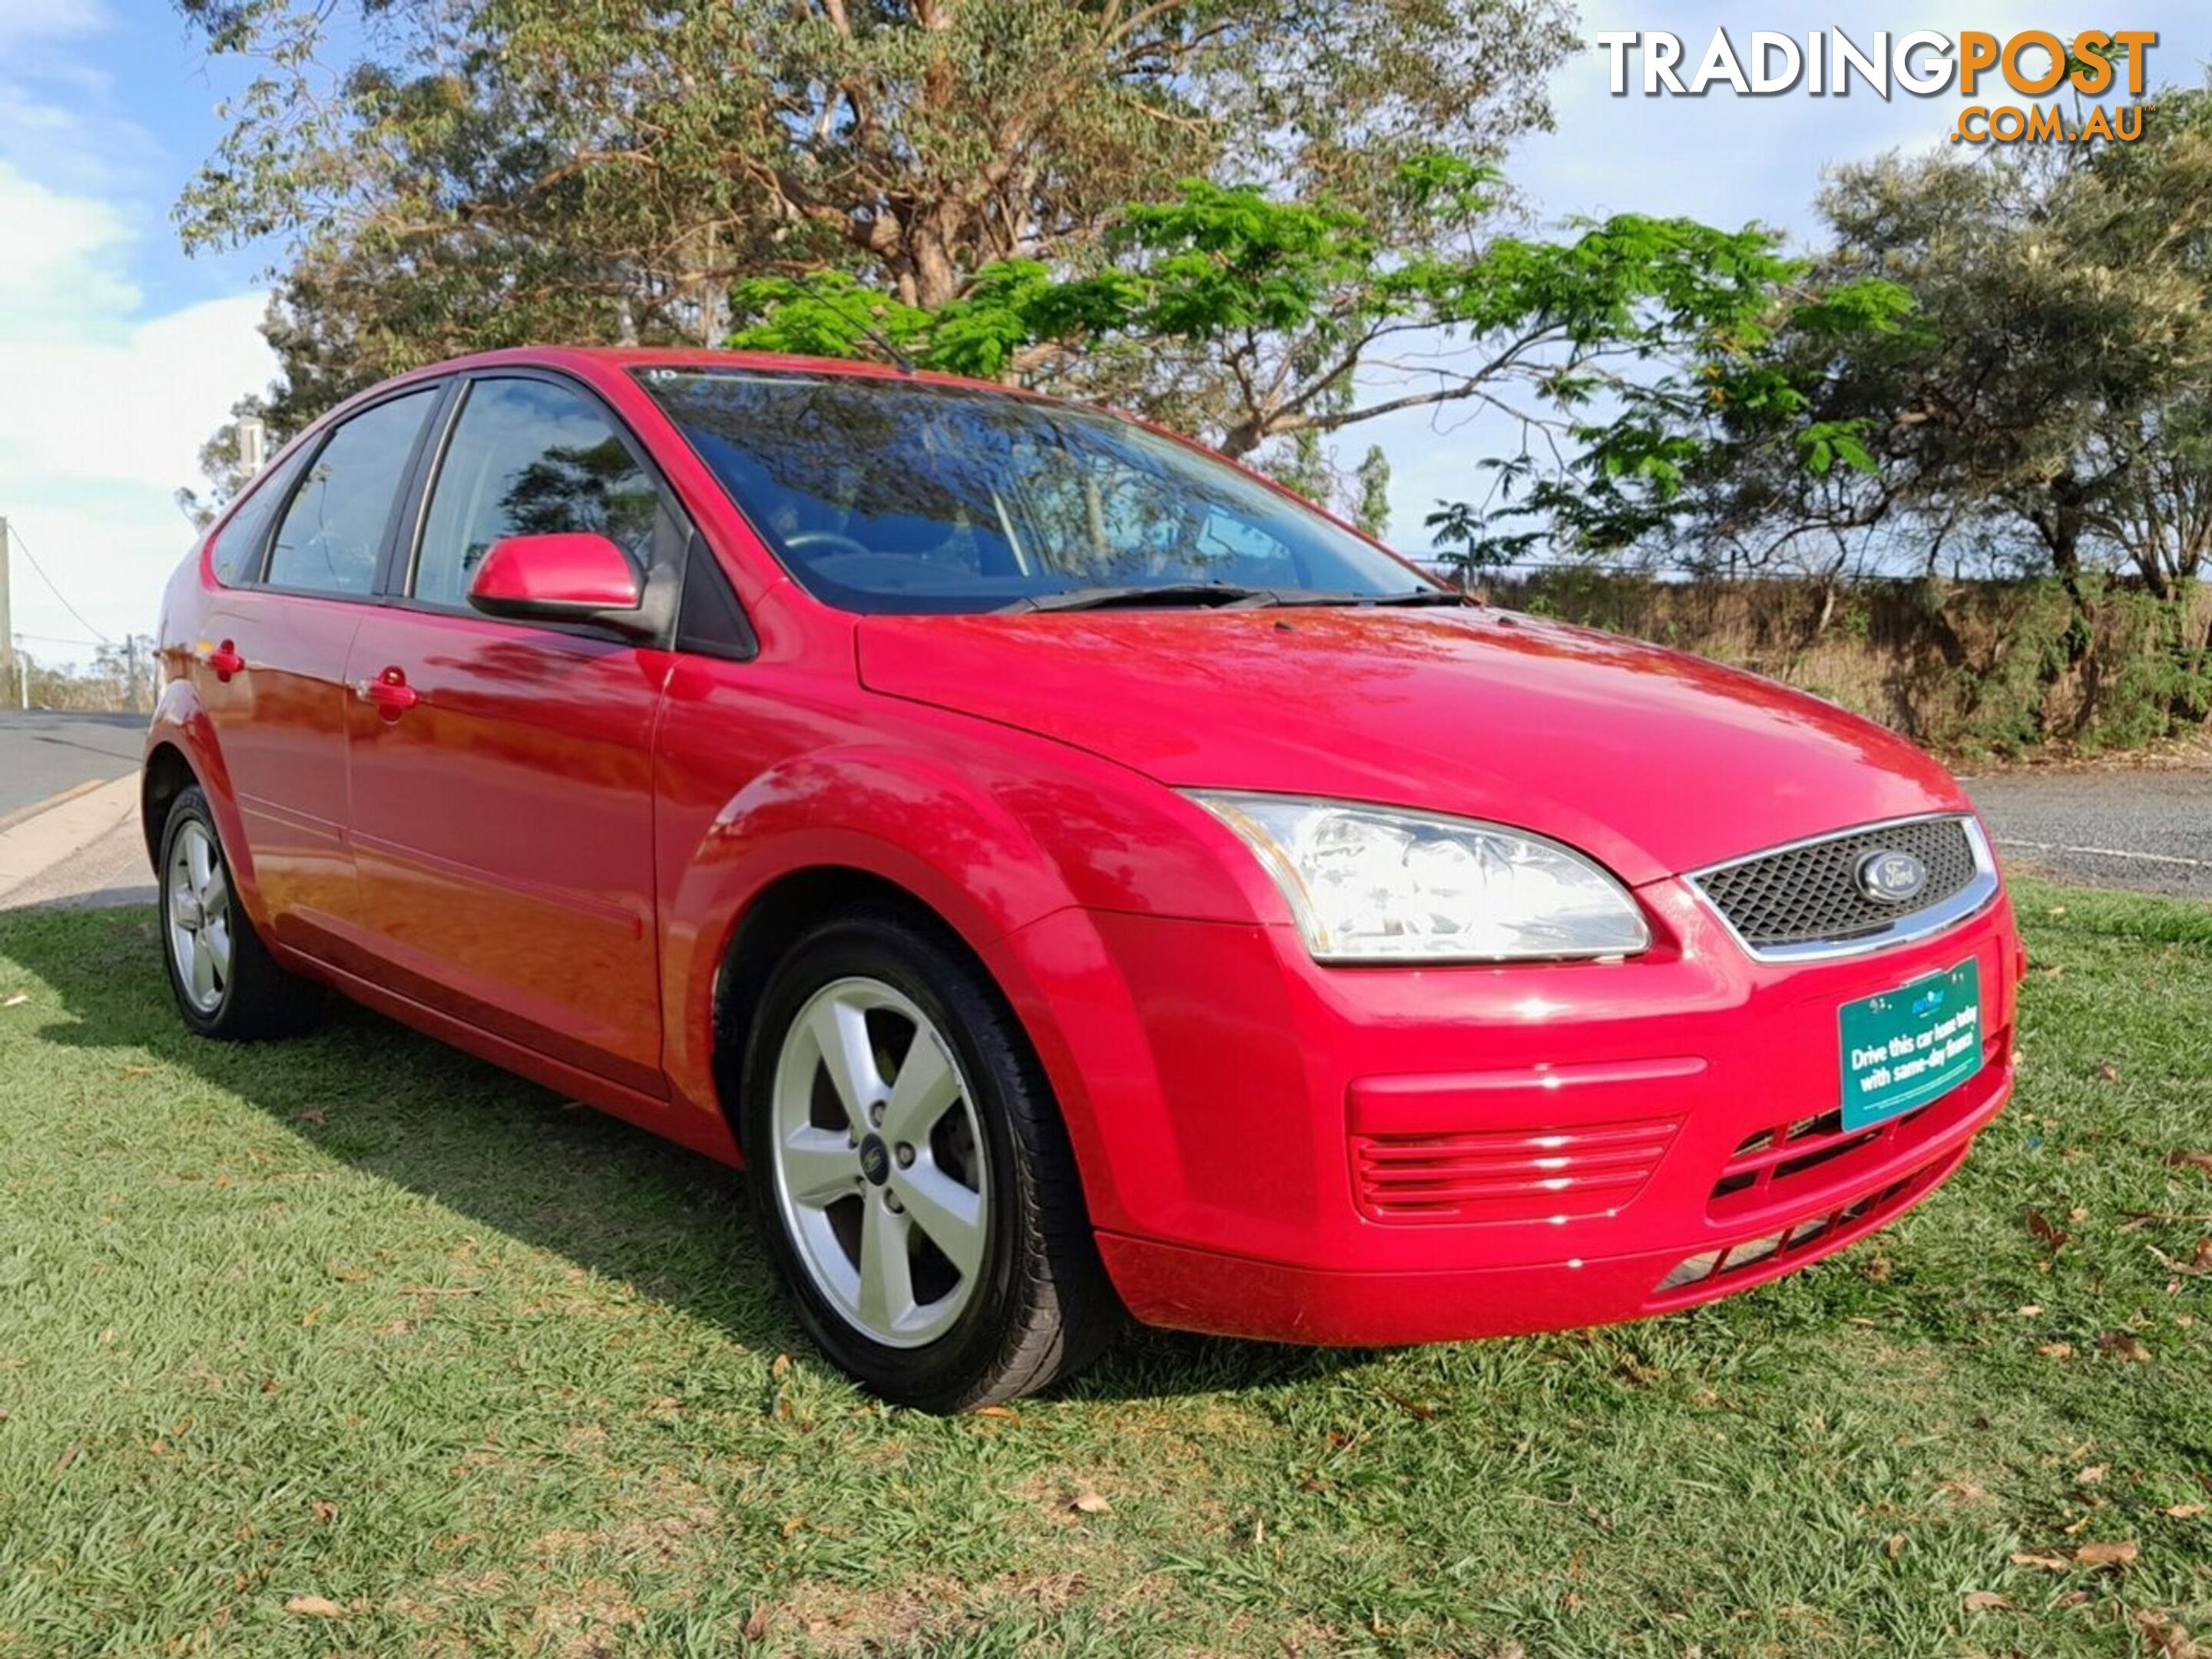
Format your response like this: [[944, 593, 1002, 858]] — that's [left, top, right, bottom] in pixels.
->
[[0, 0, 110, 45], [0, 159, 273, 657]]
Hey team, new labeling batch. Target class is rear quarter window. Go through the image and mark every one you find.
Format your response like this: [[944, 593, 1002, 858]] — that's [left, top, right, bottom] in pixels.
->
[[207, 447, 311, 587]]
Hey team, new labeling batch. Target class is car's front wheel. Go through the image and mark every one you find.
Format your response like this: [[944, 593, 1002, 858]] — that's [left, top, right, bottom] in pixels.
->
[[743, 912, 1117, 1411], [158, 786, 320, 1040]]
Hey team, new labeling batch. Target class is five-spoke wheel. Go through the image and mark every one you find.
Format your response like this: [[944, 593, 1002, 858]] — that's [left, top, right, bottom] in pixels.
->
[[743, 911, 1118, 1410], [770, 976, 990, 1347], [157, 785, 320, 1040], [165, 816, 233, 1015]]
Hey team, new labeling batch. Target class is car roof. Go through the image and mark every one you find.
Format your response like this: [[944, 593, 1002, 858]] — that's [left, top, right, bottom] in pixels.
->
[[399, 344, 1042, 403]]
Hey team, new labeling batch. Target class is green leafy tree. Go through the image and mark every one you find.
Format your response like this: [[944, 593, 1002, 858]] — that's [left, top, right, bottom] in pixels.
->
[[177, 0, 1575, 448], [1353, 445, 1391, 538], [1550, 93, 2212, 614], [730, 160, 1813, 469]]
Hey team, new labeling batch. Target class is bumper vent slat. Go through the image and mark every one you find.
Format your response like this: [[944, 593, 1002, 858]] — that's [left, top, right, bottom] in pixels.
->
[[1353, 1117, 1679, 1224]]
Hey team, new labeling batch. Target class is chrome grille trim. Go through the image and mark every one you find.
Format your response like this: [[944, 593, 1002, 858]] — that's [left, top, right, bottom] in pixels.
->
[[1687, 814, 2000, 964]]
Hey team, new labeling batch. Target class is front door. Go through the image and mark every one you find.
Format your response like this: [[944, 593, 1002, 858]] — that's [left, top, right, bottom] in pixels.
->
[[341, 374, 676, 1091]]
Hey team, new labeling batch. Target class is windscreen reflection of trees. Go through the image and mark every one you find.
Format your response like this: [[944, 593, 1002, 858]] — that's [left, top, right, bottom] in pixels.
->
[[647, 375, 1412, 606]]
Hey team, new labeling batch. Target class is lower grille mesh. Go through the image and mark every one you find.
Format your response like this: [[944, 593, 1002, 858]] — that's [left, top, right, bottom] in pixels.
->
[[1654, 1175, 1919, 1295]]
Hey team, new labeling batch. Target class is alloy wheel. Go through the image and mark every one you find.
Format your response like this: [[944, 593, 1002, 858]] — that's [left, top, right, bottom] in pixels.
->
[[166, 819, 233, 1015], [769, 976, 991, 1348]]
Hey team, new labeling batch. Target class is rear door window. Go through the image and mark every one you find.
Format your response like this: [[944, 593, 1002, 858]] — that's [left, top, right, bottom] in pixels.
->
[[266, 389, 440, 598]]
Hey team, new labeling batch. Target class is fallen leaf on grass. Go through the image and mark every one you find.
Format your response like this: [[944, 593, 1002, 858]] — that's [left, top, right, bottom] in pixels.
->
[[2011, 1552, 2070, 1571], [2095, 1062, 2121, 1084], [2098, 1331, 2152, 1363], [2017, 1304, 2045, 1317], [283, 1595, 346, 1618], [1962, 1590, 2012, 1612], [975, 1404, 1019, 1421], [2079, 1465, 2108, 1486], [743, 1607, 771, 1641], [1374, 1386, 1442, 1421], [2026, 1207, 2070, 1253], [1070, 1489, 1112, 1515], [2171, 1151, 2212, 1177], [296, 1109, 326, 1126], [2196, 1240, 2212, 1271], [2164, 1504, 2207, 1519], [2038, 1343, 2075, 1359], [1, 993, 28, 1009], [2135, 1611, 2209, 1659], [2075, 1540, 2139, 1569]]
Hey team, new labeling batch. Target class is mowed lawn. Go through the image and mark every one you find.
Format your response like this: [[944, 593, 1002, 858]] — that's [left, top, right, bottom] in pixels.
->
[[2, 882, 2208, 1659]]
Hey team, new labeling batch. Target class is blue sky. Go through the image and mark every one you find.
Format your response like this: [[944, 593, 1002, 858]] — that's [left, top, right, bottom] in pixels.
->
[[0, 2, 2203, 658]]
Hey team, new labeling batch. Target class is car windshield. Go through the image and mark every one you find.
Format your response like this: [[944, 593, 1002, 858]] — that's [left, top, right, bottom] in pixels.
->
[[636, 368, 1438, 614]]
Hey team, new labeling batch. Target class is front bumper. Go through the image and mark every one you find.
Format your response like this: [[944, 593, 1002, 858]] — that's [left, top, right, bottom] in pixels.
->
[[1022, 873, 2022, 1346]]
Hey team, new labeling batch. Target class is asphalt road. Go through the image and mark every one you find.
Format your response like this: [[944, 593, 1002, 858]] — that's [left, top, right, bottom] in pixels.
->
[[0, 711, 2205, 910], [0, 710, 143, 824], [1964, 763, 2212, 901]]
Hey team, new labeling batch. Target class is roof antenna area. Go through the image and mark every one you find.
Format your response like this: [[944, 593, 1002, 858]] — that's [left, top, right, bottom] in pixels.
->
[[784, 267, 921, 376]]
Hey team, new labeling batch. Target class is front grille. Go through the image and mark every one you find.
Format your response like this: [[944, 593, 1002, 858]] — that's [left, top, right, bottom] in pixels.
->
[[1352, 1116, 1679, 1224], [1692, 817, 1980, 952]]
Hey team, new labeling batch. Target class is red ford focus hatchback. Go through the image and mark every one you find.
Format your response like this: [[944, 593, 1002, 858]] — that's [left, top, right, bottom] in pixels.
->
[[147, 348, 2022, 1409]]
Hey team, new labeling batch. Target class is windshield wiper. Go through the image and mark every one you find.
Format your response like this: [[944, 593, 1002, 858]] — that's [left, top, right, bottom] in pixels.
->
[[999, 582, 1284, 614], [1360, 588, 1475, 607], [1227, 587, 1476, 609]]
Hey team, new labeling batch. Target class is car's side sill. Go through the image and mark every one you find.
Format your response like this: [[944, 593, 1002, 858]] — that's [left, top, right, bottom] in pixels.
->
[[280, 949, 745, 1168]]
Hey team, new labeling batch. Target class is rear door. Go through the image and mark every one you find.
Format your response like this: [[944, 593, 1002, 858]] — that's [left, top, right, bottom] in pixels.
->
[[340, 372, 684, 1091], [194, 384, 445, 953]]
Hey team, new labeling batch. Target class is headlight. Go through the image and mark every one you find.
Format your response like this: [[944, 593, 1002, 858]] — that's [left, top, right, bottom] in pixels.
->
[[1188, 793, 1651, 963]]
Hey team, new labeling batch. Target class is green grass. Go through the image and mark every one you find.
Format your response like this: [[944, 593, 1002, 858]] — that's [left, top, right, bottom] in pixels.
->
[[2, 881, 2208, 1659]]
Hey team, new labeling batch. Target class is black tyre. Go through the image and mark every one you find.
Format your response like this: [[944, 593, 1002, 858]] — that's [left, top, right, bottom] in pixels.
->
[[157, 785, 320, 1040], [742, 911, 1118, 1411]]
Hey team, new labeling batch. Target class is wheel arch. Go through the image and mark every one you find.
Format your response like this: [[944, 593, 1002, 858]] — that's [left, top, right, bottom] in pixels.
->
[[142, 684, 268, 922], [141, 741, 198, 867], [708, 863, 992, 1146]]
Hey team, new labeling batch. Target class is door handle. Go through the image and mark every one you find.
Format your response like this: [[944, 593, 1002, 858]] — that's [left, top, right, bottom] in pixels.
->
[[205, 641, 244, 680], [354, 666, 419, 717]]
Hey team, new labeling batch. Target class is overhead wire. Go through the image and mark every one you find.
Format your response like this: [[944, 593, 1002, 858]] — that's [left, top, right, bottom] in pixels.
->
[[2, 520, 115, 645]]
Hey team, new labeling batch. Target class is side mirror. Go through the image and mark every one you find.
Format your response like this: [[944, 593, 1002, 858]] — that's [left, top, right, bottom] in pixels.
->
[[466, 533, 647, 634]]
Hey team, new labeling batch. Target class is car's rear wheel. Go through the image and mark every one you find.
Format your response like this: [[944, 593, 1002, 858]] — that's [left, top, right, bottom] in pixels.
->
[[743, 912, 1117, 1411], [158, 786, 320, 1040]]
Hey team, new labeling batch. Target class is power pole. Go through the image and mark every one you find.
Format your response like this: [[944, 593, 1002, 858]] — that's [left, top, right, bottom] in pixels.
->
[[0, 516, 13, 704]]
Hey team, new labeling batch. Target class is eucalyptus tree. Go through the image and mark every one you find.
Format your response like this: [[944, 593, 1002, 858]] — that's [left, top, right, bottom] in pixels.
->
[[177, 0, 1575, 440]]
